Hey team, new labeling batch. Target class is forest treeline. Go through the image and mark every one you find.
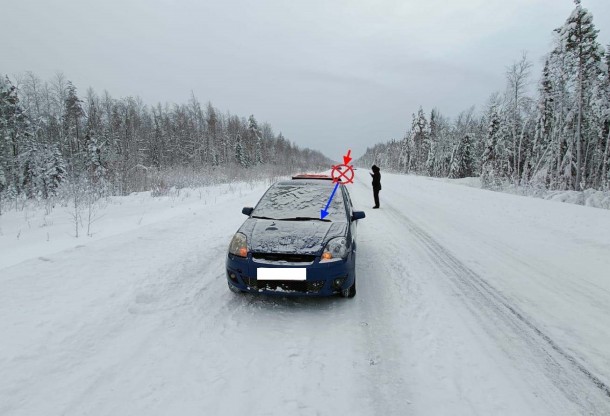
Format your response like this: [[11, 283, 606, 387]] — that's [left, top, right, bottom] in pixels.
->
[[359, 1, 610, 192], [0, 72, 330, 209]]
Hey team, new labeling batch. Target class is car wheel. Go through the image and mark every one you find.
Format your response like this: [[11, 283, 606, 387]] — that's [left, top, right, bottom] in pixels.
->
[[228, 282, 243, 294], [341, 278, 356, 298]]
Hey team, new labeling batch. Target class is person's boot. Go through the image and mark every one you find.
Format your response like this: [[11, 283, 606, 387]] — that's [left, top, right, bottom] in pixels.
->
[[373, 206, 379, 209]]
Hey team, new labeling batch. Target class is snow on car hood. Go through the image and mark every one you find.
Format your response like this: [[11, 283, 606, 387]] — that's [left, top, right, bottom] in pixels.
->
[[240, 218, 348, 255]]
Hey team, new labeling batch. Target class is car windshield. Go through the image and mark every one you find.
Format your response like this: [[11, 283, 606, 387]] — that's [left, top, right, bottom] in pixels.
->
[[252, 182, 346, 222]]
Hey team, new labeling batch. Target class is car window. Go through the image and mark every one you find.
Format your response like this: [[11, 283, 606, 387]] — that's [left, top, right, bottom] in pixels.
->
[[345, 187, 354, 208], [253, 183, 346, 221], [341, 186, 352, 220]]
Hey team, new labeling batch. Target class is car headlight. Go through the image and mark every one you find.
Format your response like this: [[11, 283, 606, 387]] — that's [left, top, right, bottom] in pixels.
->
[[229, 232, 248, 257], [321, 237, 348, 262]]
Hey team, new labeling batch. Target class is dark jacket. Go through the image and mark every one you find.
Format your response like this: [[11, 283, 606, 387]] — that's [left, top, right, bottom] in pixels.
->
[[370, 165, 381, 190]]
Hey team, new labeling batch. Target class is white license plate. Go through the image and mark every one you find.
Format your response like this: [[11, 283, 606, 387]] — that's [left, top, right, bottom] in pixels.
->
[[257, 268, 306, 281]]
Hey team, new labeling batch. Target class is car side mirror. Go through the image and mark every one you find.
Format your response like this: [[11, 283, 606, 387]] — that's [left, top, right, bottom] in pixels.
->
[[242, 207, 254, 216], [352, 211, 366, 221]]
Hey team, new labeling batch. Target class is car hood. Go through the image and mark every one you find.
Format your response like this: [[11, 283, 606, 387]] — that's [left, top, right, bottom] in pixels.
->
[[240, 218, 348, 255]]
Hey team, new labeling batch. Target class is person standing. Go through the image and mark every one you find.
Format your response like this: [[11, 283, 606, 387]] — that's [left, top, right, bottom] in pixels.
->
[[370, 165, 381, 209]]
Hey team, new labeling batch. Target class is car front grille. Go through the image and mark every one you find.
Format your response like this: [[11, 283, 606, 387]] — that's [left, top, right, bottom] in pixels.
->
[[252, 252, 316, 263], [242, 276, 325, 294]]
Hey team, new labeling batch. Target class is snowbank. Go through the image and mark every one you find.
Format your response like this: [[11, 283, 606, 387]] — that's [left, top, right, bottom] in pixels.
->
[[438, 176, 610, 210], [0, 181, 272, 270]]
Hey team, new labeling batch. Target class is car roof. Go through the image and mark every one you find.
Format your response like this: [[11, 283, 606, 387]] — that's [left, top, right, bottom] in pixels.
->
[[289, 174, 352, 184], [291, 174, 333, 180], [276, 179, 338, 186]]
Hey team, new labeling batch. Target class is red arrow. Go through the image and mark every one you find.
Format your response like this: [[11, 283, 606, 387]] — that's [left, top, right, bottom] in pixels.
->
[[343, 149, 352, 165]]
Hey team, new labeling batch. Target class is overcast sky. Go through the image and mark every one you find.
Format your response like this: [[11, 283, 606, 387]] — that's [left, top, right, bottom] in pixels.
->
[[3, 0, 610, 160]]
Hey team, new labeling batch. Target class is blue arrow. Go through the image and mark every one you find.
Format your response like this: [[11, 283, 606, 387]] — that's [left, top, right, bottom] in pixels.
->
[[320, 182, 340, 219]]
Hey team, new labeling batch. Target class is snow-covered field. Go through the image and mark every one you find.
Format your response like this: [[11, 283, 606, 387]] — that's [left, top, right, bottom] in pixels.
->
[[1, 171, 609, 415], [440, 175, 610, 210]]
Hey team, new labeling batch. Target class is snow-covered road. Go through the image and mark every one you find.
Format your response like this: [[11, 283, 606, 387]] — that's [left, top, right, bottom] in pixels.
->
[[1, 171, 609, 415]]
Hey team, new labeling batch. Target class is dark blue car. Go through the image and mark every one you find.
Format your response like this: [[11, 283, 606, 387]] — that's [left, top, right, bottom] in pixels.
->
[[226, 175, 365, 298]]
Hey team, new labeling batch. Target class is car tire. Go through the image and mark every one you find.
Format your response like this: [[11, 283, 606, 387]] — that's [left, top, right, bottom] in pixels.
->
[[228, 282, 243, 294], [341, 278, 356, 298]]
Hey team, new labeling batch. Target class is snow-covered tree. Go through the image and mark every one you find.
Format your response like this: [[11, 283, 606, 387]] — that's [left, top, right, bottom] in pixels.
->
[[62, 81, 84, 171], [20, 142, 66, 198], [481, 105, 503, 188], [83, 89, 108, 183], [0, 71, 331, 200], [557, 0, 605, 189], [0, 76, 34, 194], [449, 133, 474, 179], [527, 59, 555, 186], [601, 45, 610, 189], [206, 102, 218, 165], [0, 165, 5, 191], [425, 109, 452, 177], [358, 2, 609, 195], [0, 164, 6, 213], [248, 115, 263, 165], [410, 108, 429, 172], [505, 53, 533, 183], [235, 134, 246, 167]]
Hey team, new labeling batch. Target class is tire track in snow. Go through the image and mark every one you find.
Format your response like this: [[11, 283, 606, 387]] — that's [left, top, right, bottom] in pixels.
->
[[354, 235, 414, 415], [381, 202, 610, 415]]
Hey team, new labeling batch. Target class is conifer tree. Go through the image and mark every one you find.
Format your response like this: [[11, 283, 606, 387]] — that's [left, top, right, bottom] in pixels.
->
[[248, 115, 263, 165], [63, 81, 84, 170], [481, 106, 502, 187], [0, 164, 6, 214], [206, 102, 218, 164], [84, 90, 106, 182], [0, 76, 33, 194], [450, 133, 474, 179], [601, 45, 610, 189], [411, 108, 428, 172], [235, 135, 246, 167], [529, 59, 555, 185], [558, 0, 604, 189], [0, 71, 335, 199]]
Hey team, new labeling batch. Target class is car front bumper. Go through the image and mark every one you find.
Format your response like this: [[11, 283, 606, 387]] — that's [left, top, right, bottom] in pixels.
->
[[226, 253, 354, 296]]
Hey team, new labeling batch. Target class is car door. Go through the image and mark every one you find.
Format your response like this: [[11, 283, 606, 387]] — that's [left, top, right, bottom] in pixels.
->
[[341, 186, 358, 250]]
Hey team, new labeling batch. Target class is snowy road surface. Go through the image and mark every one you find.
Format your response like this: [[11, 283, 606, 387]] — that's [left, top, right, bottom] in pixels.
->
[[1, 172, 610, 415]]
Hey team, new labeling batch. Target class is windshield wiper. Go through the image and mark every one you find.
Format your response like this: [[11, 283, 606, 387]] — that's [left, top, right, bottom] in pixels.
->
[[251, 215, 278, 220], [277, 217, 331, 222]]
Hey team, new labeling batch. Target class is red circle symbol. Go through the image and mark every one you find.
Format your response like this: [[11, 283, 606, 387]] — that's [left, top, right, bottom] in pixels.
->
[[331, 164, 355, 184]]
